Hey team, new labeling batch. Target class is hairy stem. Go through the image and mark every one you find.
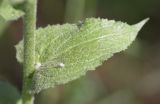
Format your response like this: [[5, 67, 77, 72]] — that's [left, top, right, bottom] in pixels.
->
[[22, 0, 37, 104]]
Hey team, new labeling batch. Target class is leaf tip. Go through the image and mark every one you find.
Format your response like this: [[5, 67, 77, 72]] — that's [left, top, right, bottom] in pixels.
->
[[134, 18, 149, 31]]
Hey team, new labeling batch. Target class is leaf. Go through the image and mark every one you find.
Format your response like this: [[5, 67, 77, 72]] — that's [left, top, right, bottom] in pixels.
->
[[0, 17, 7, 37], [9, 0, 25, 5], [15, 39, 23, 63], [15, 18, 148, 94], [0, 81, 21, 104], [63, 76, 105, 104], [0, 0, 24, 21], [0, 0, 24, 37]]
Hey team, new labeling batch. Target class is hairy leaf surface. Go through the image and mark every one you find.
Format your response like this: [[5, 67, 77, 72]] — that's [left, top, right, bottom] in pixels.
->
[[0, 0, 24, 21], [15, 18, 148, 93], [9, 0, 25, 5]]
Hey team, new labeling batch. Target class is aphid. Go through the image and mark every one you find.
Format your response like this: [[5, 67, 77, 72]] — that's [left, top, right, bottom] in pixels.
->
[[35, 62, 41, 70], [36, 59, 65, 70], [58, 62, 65, 68]]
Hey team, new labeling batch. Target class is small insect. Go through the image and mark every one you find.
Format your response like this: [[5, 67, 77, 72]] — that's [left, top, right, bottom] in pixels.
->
[[58, 62, 65, 68], [35, 62, 41, 70], [35, 58, 65, 70]]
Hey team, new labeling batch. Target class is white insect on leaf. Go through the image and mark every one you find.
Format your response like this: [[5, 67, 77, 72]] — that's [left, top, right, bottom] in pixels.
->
[[38, 58, 65, 70], [58, 63, 65, 68], [35, 62, 41, 70]]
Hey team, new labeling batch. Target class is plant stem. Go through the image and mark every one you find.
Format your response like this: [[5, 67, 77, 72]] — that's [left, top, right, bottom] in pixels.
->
[[22, 0, 37, 104]]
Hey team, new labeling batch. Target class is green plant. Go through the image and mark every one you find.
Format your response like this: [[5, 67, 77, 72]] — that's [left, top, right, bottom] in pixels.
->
[[0, 0, 148, 104]]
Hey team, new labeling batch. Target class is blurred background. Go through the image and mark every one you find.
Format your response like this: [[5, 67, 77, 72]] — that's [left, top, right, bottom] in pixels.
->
[[0, 0, 160, 104]]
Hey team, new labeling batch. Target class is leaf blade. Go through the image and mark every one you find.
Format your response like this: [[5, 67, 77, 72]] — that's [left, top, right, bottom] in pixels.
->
[[0, 0, 24, 21], [0, 81, 21, 104], [15, 18, 148, 94]]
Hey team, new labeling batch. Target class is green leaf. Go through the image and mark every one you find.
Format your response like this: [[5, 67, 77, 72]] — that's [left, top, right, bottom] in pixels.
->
[[15, 39, 23, 63], [0, 17, 7, 37], [15, 18, 148, 94], [63, 76, 105, 104], [9, 0, 25, 5], [0, 81, 21, 104], [0, 0, 24, 37], [0, 0, 24, 21]]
